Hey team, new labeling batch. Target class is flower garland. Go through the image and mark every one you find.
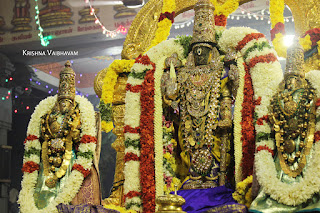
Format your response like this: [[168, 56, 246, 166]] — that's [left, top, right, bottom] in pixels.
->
[[254, 70, 320, 206], [147, 0, 176, 51], [146, 38, 184, 200], [100, 59, 135, 132], [269, 0, 286, 58], [232, 56, 245, 184], [210, 0, 240, 27], [123, 56, 153, 212], [218, 27, 283, 185], [299, 28, 320, 60], [18, 95, 97, 213], [140, 57, 156, 213], [162, 121, 181, 194], [123, 39, 184, 212], [232, 175, 253, 208]]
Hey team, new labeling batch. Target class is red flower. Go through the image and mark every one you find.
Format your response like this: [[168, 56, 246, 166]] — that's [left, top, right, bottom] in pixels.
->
[[24, 135, 39, 144], [236, 33, 265, 51], [140, 62, 156, 213], [126, 84, 142, 93], [159, 11, 175, 23], [136, 55, 152, 65], [303, 28, 320, 46], [80, 135, 97, 144], [270, 22, 285, 41], [257, 115, 269, 126], [124, 125, 141, 134], [124, 152, 140, 162], [316, 99, 320, 108], [257, 145, 274, 156], [315, 131, 320, 142], [248, 53, 278, 69], [240, 64, 256, 180], [123, 191, 142, 202], [214, 15, 227, 27], [72, 163, 91, 178], [22, 161, 40, 173]]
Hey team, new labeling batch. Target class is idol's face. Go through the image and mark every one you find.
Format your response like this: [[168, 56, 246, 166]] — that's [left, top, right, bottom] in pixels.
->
[[59, 99, 73, 114], [193, 45, 212, 66]]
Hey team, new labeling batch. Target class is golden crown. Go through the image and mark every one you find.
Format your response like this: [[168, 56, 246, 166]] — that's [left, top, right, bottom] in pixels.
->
[[190, 0, 216, 47], [285, 39, 305, 78], [58, 61, 76, 101]]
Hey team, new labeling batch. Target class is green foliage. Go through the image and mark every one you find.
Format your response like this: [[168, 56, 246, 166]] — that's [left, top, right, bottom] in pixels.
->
[[24, 147, 40, 158], [174, 35, 193, 58], [77, 151, 94, 159], [256, 132, 271, 142], [99, 100, 112, 122], [243, 41, 272, 60]]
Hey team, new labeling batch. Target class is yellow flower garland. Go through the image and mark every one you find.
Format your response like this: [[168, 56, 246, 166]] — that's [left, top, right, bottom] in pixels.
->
[[147, 0, 176, 51], [273, 33, 287, 58], [269, 0, 286, 58], [210, 0, 240, 17], [299, 34, 312, 51], [232, 175, 253, 208], [270, 0, 284, 29], [100, 59, 135, 132]]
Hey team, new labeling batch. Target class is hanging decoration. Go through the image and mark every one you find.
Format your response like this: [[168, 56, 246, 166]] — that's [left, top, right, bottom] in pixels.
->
[[34, 0, 52, 46], [84, 0, 128, 38], [211, 0, 240, 27]]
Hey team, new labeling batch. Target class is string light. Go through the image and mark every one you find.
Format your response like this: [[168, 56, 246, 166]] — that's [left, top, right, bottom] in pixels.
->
[[85, 0, 127, 38], [34, 0, 52, 46]]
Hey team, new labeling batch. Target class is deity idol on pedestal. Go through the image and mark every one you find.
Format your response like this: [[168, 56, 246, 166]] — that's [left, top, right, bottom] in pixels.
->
[[18, 62, 103, 213], [96, 0, 284, 211], [250, 42, 320, 212], [160, 1, 245, 212]]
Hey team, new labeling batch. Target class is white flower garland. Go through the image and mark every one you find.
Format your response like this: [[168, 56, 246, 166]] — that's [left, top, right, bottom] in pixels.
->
[[218, 27, 283, 185], [254, 71, 320, 206], [18, 95, 97, 213], [123, 60, 145, 211], [147, 38, 184, 198]]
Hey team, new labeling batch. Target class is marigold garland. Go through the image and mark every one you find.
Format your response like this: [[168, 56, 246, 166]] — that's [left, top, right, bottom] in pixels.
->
[[147, 0, 176, 50], [100, 59, 135, 132], [240, 63, 256, 180], [232, 175, 253, 208], [300, 29, 320, 59], [206, 0, 240, 27], [269, 0, 286, 57], [299, 35, 312, 51], [140, 60, 156, 213]]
